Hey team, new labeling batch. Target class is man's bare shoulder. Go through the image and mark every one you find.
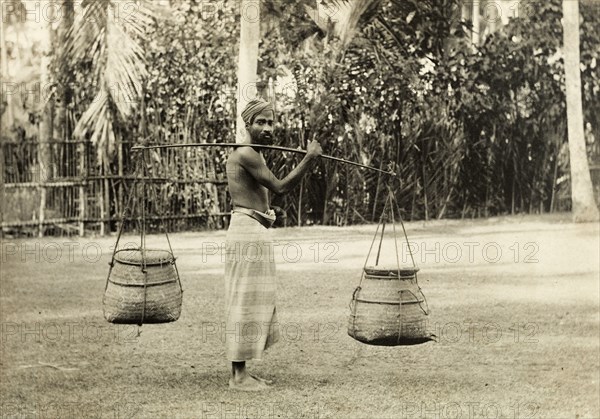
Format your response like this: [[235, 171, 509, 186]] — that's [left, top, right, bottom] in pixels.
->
[[237, 145, 259, 156], [228, 147, 251, 162], [234, 146, 263, 165]]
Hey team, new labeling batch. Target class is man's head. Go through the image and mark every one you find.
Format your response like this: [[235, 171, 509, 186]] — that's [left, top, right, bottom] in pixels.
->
[[241, 99, 274, 145]]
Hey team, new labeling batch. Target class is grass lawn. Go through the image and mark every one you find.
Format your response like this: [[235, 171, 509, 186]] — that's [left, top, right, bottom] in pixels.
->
[[1, 213, 598, 418]]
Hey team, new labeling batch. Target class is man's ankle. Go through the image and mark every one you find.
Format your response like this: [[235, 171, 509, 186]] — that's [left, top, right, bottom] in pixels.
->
[[232, 361, 246, 377]]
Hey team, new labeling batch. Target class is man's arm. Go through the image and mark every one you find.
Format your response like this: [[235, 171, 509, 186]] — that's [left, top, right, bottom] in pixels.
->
[[238, 141, 322, 194]]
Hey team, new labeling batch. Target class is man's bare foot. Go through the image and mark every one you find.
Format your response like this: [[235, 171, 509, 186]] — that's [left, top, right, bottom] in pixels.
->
[[228, 374, 269, 392], [249, 374, 273, 385]]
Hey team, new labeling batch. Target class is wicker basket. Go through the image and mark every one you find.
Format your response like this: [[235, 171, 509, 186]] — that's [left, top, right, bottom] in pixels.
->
[[103, 249, 183, 324], [348, 266, 434, 346]]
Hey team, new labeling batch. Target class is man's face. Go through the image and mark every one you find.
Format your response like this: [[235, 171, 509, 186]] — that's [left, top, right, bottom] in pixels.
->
[[247, 109, 274, 145]]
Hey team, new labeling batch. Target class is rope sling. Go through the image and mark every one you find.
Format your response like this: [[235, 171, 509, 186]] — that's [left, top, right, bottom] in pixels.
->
[[348, 187, 435, 346], [103, 149, 183, 326]]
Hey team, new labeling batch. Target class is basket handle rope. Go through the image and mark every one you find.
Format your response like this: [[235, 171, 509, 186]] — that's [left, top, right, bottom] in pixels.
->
[[390, 189, 416, 269], [359, 187, 412, 284], [145, 152, 183, 296], [104, 147, 183, 326], [138, 149, 184, 325], [351, 189, 401, 335], [104, 179, 137, 293], [387, 186, 429, 315], [140, 150, 149, 326], [103, 154, 146, 293], [358, 195, 389, 289]]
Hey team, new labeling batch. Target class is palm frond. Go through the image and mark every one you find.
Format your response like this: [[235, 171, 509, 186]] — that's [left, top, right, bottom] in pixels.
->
[[105, 3, 150, 116], [65, 0, 154, 163]]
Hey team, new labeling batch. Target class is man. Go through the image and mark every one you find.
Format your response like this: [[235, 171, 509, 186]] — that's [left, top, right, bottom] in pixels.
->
[[224, 99, 322, 391]]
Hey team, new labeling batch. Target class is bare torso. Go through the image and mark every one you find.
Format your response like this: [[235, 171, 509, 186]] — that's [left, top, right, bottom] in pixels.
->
[[226, 148, 270, 212]]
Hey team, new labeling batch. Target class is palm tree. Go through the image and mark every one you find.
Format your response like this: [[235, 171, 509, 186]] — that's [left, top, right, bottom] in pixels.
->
[[0, 3, 11, 131], [562, 0, 599, 221], [61, 0, 155, 234], [63, 0, 154, 161], [236, 0, 261, 143]]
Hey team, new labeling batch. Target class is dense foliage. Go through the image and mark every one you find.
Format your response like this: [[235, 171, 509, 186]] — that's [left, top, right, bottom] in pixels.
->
[[261, 0, 600, 222], [3, 0, 600, 230]]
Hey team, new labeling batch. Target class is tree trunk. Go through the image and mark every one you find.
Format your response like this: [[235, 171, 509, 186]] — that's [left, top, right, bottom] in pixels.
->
[[57, 0, 74, 141], [0, 3, 9, 234], [38, 0, 56, 237], [550, 154, 559, 212], [0, 11, 13, 131], [562, 0, 599, 222], [236, 0, 260, 143], [471, 1, 480, 50], [297, 179, 303, 226]]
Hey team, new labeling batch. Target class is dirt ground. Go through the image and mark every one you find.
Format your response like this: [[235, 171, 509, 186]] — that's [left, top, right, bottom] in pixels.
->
[[1, 213, 598, 419]]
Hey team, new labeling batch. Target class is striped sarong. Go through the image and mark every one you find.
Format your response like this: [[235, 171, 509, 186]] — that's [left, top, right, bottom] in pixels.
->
[[224, 212, 279, 361]]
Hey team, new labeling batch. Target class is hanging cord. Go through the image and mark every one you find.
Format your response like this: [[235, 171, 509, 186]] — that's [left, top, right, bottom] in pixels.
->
[[391, 191, 416, 268], [374, 211, 386, 267], [388, 188, 406, 344], [105, 145, 180, 327], [165, 230, 183, 294], [104, 173, 138, 293], [104, 151, 146, 292], [140, 150, 147, 251], [138, 150, 149, 327], [358, 196, 387, 287], [147, 161, 183, 296], [350, 192, 393, 335], [386, 173, 416, 267], [383, 186, 429, 343], [388, 189, 402, 274], [388, 187, 429, 316]]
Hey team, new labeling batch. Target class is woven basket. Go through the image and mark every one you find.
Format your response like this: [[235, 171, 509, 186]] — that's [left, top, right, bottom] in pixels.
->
[[348, 266, 434, 346], [103, 249, 183, 324]]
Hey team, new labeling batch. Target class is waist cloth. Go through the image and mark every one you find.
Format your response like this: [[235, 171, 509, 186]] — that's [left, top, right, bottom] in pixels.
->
[[232, 206, 276, 229], [224, 212, 280, 361]]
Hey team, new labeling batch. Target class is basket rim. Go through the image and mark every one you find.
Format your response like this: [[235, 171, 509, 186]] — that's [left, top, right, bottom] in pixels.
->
[[113, 248, 175, 266], [364, 265, 420, 276]]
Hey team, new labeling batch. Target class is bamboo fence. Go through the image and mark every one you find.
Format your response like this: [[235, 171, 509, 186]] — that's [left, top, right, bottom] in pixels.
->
[[1, 138, 230, 237]]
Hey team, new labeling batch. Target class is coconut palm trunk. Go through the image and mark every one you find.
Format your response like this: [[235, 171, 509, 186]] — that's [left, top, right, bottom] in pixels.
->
[[38, 0, 56, 237], [236, 0, 260, 143], [471, 1, 480, 49], [562, 0, 599, 221]]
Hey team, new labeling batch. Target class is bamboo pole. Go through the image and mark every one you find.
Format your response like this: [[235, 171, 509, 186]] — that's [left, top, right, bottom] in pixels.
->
[[131, 143, 397, 177]]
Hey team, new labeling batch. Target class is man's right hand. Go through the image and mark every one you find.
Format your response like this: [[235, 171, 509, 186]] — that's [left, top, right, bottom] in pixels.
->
[[306, 140, 323, 158]]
